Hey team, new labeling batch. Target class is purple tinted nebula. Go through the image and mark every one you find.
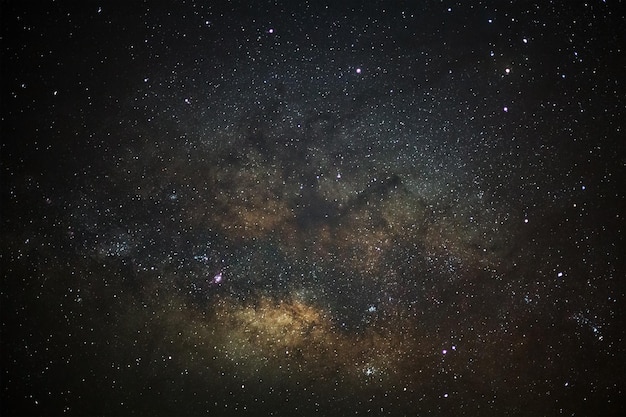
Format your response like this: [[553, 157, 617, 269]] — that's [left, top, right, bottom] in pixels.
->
[[211, 272, 223, 284]]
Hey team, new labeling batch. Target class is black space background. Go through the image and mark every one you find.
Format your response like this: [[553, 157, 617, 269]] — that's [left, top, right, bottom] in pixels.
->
[[1, 1, 625, 416]]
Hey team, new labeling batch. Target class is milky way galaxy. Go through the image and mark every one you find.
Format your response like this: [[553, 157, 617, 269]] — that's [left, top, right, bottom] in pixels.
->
[[1, 2, 624, 416]]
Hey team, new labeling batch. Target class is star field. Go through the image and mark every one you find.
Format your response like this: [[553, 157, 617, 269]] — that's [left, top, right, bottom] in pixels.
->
[[1, 1, 624, 416]]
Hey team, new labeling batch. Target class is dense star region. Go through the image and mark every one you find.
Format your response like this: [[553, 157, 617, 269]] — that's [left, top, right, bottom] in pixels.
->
[[1, 1, 624, 416]]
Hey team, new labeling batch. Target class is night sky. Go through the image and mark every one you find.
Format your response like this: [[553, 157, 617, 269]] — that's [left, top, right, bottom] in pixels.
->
[[1, 1, 625, 416]]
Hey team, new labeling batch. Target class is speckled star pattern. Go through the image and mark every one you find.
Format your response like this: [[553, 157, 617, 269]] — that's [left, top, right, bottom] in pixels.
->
[[1, 1, 624, 416]]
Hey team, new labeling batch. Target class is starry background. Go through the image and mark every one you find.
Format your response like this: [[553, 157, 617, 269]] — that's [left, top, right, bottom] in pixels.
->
[[1, 1, 625, 416]]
